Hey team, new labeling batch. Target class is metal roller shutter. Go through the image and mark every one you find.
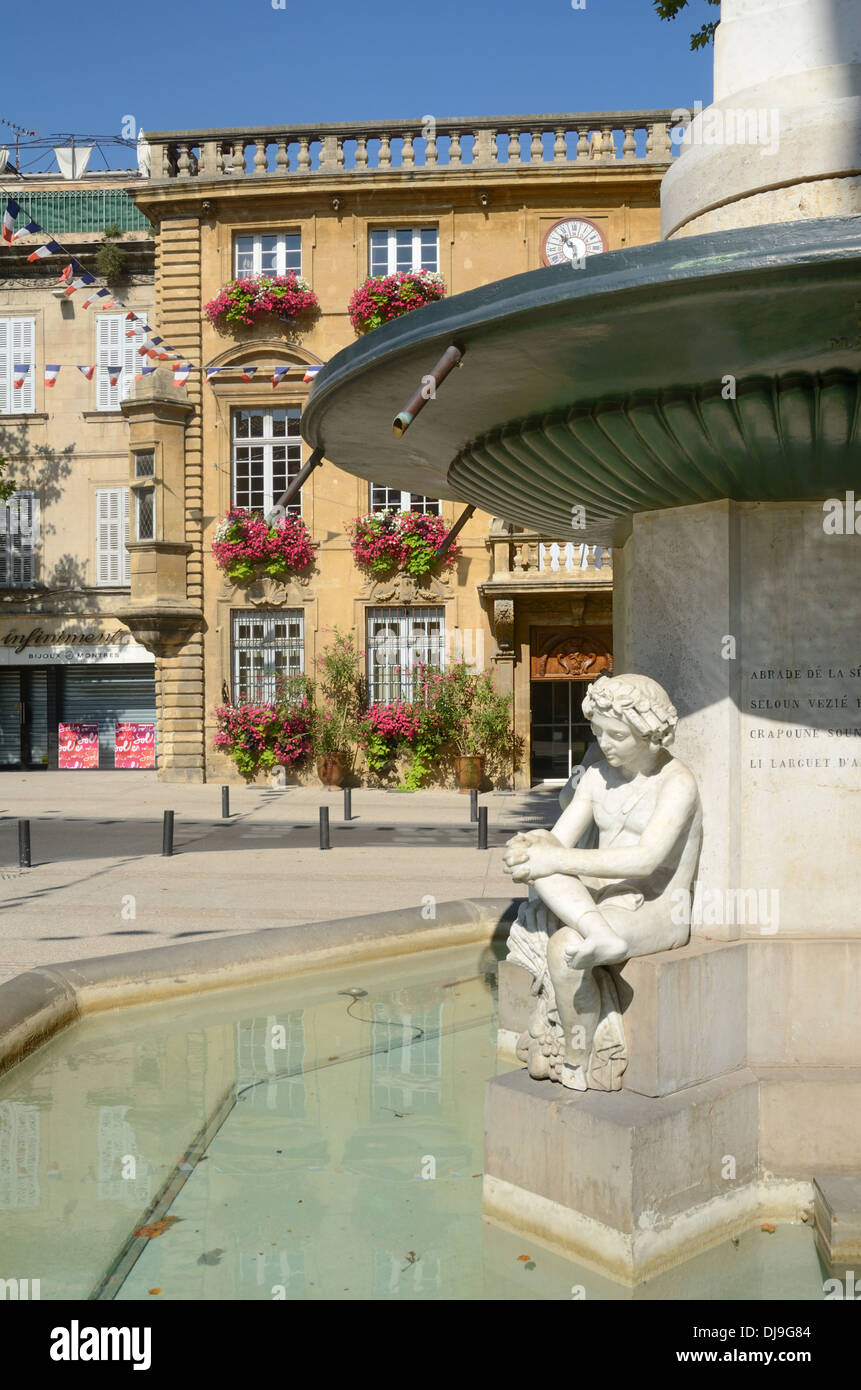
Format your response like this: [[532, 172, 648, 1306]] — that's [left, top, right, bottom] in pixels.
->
[[0, 671, 21, 766], [61, 664, 156, 770]]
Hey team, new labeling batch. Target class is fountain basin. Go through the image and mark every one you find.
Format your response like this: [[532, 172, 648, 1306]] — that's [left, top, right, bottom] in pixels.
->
[[302, 217, 861, 543]]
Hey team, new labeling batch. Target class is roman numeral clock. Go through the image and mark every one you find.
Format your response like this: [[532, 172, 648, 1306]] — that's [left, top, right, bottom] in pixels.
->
[[541, 217, 607, 266]]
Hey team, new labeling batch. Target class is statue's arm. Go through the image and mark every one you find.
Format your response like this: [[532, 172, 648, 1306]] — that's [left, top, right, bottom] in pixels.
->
[[511, 768, 698, 882], [550, 772, 596, 847]]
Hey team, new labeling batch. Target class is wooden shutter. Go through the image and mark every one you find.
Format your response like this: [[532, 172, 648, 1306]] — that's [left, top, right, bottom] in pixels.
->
[[0, 491, 38, 587], [96, 315, 123, 411], [121, 320, 147, 402], [11, 319, 35, 413], [96, 488, 129, 584]]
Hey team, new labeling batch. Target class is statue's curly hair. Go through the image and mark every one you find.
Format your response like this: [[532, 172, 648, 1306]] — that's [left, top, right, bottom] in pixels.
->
[[582, 673, 678, 747]]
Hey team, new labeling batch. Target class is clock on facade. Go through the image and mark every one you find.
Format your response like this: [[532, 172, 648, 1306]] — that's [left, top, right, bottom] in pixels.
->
[[541, 218, 607, 266]]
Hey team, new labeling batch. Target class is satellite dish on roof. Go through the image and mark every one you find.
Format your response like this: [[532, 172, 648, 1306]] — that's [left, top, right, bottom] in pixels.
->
[[54, 145, 93, 179]]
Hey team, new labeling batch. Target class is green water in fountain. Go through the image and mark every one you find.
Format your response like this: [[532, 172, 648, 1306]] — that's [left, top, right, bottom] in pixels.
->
[[0, 943, 826, 1301]]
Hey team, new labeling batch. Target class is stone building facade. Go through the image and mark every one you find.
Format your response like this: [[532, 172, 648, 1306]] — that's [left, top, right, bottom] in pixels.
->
[[1, 114, 675, 783], [0, 172, 156, 771]]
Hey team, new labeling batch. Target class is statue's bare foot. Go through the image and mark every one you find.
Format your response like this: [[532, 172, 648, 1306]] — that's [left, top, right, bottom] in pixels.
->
[[568, 933, 628, 969]]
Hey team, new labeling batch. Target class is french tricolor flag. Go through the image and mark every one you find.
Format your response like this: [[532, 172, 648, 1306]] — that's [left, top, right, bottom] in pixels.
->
[[135, 366, 157, 381], [303, 365, 322, 383], [271, 366, 291, 388], [241, 367, 258, 382], [44, 365, 61, 388], [106, 365, 122, 388], [12, 220, 42, 242], [65, 273, 96, 297], [13, 364, 30, 390], [173, 363, 192, 387], [82, 288, 111, 309], [77, 364, 96, 381], [2, 200, 20, 243], [205, 368, 225, 382], [27, 241, 63, 262]]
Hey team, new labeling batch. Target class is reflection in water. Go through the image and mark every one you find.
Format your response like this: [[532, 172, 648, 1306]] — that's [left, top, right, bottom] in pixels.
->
[[0, 941, 825, 1301]]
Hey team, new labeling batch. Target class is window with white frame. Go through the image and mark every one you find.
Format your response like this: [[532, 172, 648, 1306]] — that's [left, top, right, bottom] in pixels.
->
[[232, 610, 305, 702], [369, 227, 438, 277], [232, 408, 303, 515], [0, 318, 35, 415], [370, 484, 441, 516], [366, 606, 445, 704], [95, 488, 130, 586], [234, 233, 302, 279], [96, 315, 147, 411], [0, 491, 39, 587]]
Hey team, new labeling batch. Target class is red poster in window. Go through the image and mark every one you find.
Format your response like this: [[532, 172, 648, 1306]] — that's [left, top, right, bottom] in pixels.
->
[[58, 722, 100, 769], [115, 722, 155, 769]]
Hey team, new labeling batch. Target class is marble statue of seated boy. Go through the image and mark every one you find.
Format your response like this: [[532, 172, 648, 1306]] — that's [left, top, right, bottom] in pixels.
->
[[503, 673, 702, 1091]]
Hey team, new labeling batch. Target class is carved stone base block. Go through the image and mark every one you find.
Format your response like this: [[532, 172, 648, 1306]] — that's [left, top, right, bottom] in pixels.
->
[[489, 937, 861, 1282]]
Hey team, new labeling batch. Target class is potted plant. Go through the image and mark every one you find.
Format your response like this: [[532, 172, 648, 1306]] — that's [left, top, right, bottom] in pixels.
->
[[212, 507, 315, 583], [312, 628, 363, 786], [431, 662, 515, 790], [212, 675, 313, 780], [347, 269, 446, 336], [204, 274, 319, 332], [346, 510, 459, 582]]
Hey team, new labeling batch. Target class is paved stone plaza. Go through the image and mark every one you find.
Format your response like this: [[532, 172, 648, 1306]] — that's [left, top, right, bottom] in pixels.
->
[[0, 773, 535, 984]]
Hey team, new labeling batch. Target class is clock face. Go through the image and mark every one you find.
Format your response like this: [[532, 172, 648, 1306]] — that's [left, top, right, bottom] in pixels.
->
[[542, 218, 607, 266]]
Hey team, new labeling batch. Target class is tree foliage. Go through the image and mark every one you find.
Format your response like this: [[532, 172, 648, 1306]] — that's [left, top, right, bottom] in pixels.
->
[[653, 0, 720, 50]]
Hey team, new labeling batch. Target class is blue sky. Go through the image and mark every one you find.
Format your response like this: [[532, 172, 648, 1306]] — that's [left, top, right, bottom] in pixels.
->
[[4, 0, 714, 167]]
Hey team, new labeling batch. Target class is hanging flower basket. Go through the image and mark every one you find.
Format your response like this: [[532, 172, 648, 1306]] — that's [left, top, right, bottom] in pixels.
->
[[346, 510, 459, 581], [204, 274, 319, 330], [213, 507, 315, 583], [348, 270, 446, 335]]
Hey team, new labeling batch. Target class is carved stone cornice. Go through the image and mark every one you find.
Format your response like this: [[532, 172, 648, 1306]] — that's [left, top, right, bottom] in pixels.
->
[[219, 572, 313, 605], [358, 570, 451, 603], [113, 604, 202, 655]]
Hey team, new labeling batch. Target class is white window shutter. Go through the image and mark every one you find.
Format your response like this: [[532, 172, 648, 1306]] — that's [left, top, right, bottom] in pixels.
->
[[121, 321, 147, 402], [122, 485, 130, 582], [96, 487, 128, 584], [96, 315, 123, 411], [0, 319, 9, 415], [11, 319, 35, 414]]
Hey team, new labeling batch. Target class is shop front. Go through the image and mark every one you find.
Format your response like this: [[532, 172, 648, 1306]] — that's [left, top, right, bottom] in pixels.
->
[[0, 623, 157, 771]]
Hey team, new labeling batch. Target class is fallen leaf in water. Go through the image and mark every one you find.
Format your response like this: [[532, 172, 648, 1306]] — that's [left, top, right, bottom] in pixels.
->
[[517, 1254, 531, 1262], [472, 1173, 482, 1179], [148, 1288, 162, 1296], [134, 1216, 181, 1240], [761, 1223, 776, 1233], [197, 1249, 225, 1266]]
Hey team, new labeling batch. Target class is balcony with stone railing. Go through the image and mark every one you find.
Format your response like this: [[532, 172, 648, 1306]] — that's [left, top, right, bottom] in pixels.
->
[[144, 112, 678, 181], [487, 528, 613, 586]]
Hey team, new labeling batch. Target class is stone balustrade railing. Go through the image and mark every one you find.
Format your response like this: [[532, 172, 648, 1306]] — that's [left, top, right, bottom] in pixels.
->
[[145, 112, 678, 180], [490, 533, 613, 580]]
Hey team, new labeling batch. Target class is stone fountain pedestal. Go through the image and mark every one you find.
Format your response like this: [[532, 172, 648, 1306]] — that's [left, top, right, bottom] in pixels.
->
[[487, 932, 861, 1284]]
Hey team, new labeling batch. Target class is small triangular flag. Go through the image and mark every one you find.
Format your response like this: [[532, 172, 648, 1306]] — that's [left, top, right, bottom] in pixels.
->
[[271, 366, 291, 387], [106, 364, 122, 387], [173, 363, 192, 387], [2, 200, 20, 243], [13, 364, 30, 389], [12, 220, 42, 242], [77, 365, 96, 381], [205, 367, 225, 382], [27, 241, 63, 262], [302, 365, 322, 383], [44, 365, 61, 388], [241, 367, 258, 382]]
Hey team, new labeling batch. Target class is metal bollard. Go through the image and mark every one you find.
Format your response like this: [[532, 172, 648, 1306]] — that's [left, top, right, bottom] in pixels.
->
[[18, 819, 31, 869], [162, 810, 175, 857], [469, 788, 478, 823], [319, 806, 330, 850], [343, 786, 352, 822], [221, 785, 230, 819], [477, 805, 488, 851]]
